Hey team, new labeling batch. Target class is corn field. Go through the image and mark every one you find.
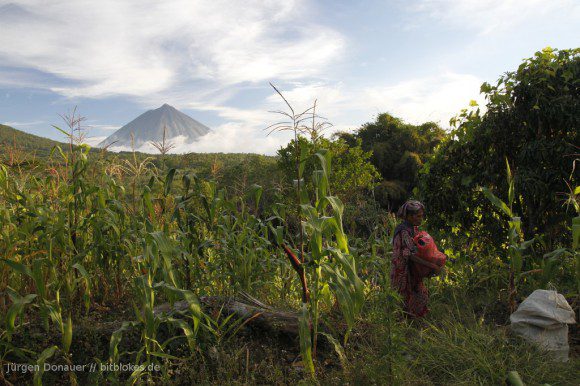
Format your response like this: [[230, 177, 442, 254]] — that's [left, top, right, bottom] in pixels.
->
[[0, 97, 578, 385]]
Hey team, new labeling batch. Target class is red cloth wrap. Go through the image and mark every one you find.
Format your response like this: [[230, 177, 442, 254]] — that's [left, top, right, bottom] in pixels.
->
[[412, 231, 446, 278]]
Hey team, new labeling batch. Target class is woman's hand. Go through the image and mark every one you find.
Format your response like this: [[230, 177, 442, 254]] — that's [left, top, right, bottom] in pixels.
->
[[409, 254, 439, 270], [410, 254, 442, 276], [430, 265, 443, 276]]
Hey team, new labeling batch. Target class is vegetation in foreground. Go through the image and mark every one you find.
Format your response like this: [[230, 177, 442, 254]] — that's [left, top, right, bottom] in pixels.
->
[[0, 47, 578, 385]]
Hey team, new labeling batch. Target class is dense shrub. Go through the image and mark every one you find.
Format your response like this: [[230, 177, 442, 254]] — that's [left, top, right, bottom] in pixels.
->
[[419, 47, 579, 251], [338, 114, 445, 209]]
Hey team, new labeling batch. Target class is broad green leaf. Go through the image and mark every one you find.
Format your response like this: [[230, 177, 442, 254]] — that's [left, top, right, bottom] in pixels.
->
[[6, 293, 37, 336], [506, 158, 514, 206], [127, 364, 147, 385], [167, 318, 197, 352], [249, 184, 263, 207], [33, 346, 58, 386], [298, 303, 315, 376], [480, 187, 513, 217], [313, 149, 331, 182], [109, 321, 140, 363], [154, 283, 202, 332], [319, 332, 347, 369], [164, 168, 176, 196], [1, 259, 32, 278], [72, 262, 90, 278], [52, 125, 71, 138], [63, 314, 73, 354]]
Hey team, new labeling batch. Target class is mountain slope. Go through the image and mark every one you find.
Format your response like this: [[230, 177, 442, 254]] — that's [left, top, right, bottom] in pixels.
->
[[98, 104, 210, 148], [0, 124, 65, 157]]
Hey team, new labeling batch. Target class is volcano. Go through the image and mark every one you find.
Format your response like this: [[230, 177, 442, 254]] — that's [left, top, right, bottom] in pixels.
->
[[98, 104, 210, 148]]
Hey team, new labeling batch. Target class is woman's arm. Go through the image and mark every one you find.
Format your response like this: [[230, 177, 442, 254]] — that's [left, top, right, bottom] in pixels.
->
[[409, 254, 441, 272], [400, 229, 441, 273]]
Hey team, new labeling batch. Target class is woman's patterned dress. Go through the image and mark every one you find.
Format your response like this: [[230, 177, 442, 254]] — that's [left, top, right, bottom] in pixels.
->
[[391, 226, 429, 318]]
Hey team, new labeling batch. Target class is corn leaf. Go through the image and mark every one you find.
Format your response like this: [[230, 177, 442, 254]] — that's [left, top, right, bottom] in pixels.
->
[[33, 345, 58, 386], [481, 187, 513, 217]]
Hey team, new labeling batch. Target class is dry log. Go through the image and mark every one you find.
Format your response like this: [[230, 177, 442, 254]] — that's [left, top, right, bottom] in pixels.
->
[[154, 292, 301, 336]]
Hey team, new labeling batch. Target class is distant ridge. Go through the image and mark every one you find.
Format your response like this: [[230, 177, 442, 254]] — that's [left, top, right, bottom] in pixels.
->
[[0, 124, 65, 157], [98, 104, 210, 148]]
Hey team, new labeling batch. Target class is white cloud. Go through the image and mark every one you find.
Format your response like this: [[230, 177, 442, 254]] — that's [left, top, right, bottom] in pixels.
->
[[265, 82, 348, 113], [84, 136, 108, 147], [0, 0, 344, 98], [267, 72, 485, 132], [106, 123, 292, 155], [2, 1, 529, 154], [181, 123, 292, 154], [87, 124, 121, 131], [0, 67, 58, 89], [360, 72, 485, 126], [155, 73, 483, 154], [186, 103, 273, 128], [3, 120, 46, 127], [408, 0, 579, 35]]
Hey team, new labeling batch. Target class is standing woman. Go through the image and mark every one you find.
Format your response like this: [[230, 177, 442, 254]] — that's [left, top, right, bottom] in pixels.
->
[[391, 200, 441, 318]]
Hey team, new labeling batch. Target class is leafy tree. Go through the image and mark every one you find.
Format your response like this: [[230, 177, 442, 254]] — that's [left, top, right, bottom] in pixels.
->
[[337, 113, 445, 210], [277, 136, 380, 201], [418, 47, 579, 251]]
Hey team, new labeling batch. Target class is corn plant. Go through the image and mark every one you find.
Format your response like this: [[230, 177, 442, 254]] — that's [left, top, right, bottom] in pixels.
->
[[106, 177, 203, 383], [542, 183, 580, 294], [107, 278, 202, 384], [561, 179, 580, 294], [480, 159, 535, 311], [302, 150, 364, 345], [268, 86, 364, 377]]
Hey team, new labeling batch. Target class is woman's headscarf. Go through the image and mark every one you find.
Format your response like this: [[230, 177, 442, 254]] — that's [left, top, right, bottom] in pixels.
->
[[396, 200, 425, 220], [393, 200, 425, 242]]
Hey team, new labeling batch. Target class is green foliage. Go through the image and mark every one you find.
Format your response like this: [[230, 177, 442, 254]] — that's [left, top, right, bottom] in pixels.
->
[[33, 346, 58, 386], [338, 113, 445, 209], [277, 135, 380, 201], [480, 160, 538, 310], [419, 47, 579, 251], [407, 315, 574, 385], [0, 138, 287, 383], [277, 137, 366, 376], [0, 124, 64, 160]]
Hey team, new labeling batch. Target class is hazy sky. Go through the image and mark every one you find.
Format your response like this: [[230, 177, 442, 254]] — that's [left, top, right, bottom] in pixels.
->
[[1, 0, 578, 154]]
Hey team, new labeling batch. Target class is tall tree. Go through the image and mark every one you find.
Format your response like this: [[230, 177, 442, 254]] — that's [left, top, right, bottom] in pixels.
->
[[419, 47, 579, 249], [337, 114, 445, 210]]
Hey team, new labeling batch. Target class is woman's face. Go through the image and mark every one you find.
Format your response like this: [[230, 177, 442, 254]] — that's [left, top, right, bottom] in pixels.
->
[[406, 209, 424, 226]]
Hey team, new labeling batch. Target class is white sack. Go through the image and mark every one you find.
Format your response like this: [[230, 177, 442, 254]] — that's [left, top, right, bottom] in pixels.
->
[[510, 289, 576, 362]]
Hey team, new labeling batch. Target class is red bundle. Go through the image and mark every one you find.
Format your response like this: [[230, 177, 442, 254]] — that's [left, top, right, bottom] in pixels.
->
[[412, 231, 446, 278]]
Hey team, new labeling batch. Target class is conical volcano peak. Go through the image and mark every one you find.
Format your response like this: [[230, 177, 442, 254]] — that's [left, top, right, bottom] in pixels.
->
[[156, 103, 178, 114], [98, 104, 210, 149]]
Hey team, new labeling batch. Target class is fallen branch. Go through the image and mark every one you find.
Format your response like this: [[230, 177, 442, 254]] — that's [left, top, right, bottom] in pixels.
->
[[154, 293, 301, 336]]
